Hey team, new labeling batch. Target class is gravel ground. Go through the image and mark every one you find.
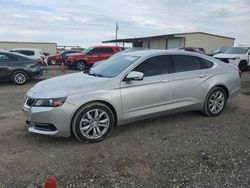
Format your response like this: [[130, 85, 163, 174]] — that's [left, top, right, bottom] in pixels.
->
[[0, 66, 249, 188]]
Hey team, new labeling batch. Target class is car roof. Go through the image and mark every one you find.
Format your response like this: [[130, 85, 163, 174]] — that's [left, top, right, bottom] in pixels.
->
[[124, 49, 219, 63], [125, 49, 203, 57]]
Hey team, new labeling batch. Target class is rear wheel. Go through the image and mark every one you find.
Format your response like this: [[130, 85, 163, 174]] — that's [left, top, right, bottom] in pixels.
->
[[202, 87, 227, 116], [11, 71, 29, 85], [238, 61, 247, 72], [76, 61, 86, 70], [72, 103, 114, 143]]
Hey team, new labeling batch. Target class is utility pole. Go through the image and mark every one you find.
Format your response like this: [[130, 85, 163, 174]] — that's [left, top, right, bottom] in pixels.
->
[[115, 22, 119, 46]]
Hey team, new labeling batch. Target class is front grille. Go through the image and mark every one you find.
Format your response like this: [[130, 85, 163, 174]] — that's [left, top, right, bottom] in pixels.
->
[[26, 98, 36, 106]]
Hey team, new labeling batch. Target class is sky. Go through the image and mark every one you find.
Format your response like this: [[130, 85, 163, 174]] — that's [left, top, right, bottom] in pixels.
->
[[0, 0, 249, 48]]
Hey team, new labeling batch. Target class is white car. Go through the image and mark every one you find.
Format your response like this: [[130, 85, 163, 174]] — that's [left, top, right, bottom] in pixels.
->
[[213, 46, 250, 71], [10, 48, 46, 65]]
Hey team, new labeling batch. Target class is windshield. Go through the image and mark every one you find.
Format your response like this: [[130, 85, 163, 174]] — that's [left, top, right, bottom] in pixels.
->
[[81, 48, 93, 55], [224, 47, 249, 54], [88, 55, 140, 78]]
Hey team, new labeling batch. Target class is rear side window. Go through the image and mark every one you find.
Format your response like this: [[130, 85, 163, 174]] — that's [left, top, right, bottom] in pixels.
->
[[172, 55, 201, 72], [200, 58, 214, 69], [133, 55, 171, 77], [0, 53, 9, 61], [19, 50, 35, 56], [0, 53, 17, 61]]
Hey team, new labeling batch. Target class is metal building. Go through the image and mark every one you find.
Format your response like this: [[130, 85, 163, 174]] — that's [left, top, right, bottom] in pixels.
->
[[103, 32, 235, 53], [0, 41, 57, 55]]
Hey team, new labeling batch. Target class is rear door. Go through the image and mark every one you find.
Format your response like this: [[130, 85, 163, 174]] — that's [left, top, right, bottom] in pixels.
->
[[171, 55, 212, 108], [120, 55, 174, 119]]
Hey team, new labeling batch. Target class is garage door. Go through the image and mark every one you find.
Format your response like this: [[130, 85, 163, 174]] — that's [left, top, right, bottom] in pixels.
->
[[149, 40, 159, 49], [167, 38, 182, 49]]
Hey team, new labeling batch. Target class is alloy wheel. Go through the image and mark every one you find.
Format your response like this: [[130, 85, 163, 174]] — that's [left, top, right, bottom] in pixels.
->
[[13, 72, 27, 84], [208, 90, 225, 114], [79, 109, 110, 139]]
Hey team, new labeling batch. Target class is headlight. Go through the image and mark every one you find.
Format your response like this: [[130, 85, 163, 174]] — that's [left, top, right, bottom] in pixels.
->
[[33, 97, 67, 107], [229, 57, 240, 60]]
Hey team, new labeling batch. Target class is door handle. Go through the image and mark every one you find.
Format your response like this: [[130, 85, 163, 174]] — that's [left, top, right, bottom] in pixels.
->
[[197, 74, 207, 78]]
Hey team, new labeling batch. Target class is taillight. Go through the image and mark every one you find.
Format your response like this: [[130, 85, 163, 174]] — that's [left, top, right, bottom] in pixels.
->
[[34, 60, 41, 65], [239, 69, 242, 78]]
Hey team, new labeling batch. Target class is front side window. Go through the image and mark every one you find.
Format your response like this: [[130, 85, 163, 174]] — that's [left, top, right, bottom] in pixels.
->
[[133, 55, 171, 77], [172, 55, 201, 73], [89, 48, 103, 54], [102, 48, 114, 53]]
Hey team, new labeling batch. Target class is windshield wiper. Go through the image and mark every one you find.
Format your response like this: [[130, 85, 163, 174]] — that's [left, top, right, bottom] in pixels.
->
[[88, 72, 104, 77]]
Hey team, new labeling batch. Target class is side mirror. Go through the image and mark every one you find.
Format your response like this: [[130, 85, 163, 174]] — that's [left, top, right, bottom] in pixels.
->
[[124, 71, 144, 81]]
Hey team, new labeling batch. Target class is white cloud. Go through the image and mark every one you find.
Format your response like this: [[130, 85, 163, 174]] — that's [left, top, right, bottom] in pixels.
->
[[0, 0, 249, 47]]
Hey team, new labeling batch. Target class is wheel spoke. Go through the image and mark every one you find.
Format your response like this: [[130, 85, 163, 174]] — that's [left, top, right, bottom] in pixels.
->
[[96, 126, 102, 134], [80, 125, 91, 131], [86, 127, 93, 135], [94, 109, 99, 119], [99, 123, 108, 128], [87, 112, 93, 120], [93, 128, 97, 138], [99, 118, 109, 124], [98, 111, 105, 118]]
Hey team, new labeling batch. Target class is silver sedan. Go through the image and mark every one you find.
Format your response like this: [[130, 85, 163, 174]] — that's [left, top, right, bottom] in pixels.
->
[[23, 50, 241, 142]]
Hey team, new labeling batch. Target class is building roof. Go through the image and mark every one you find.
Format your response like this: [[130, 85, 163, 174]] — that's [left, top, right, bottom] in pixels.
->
[[0, 41, 57, 45], [102, 32, 235, 43]]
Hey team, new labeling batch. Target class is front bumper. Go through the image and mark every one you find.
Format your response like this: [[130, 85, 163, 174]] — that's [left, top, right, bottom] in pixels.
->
[[23, 100, 77, 137]]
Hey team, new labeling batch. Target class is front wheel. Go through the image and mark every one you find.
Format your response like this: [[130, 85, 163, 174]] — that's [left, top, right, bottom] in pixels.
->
[[72, 103, 114, 143], [11, 71, 29, 85], [202, 87, 227, 116], [238, 61, 247, 72], [75, 61, 86, 70], [50, 59, 57, 65]]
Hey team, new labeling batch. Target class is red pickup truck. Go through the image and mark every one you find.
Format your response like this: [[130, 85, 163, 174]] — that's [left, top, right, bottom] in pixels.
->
[[65, 46, 122, 70]]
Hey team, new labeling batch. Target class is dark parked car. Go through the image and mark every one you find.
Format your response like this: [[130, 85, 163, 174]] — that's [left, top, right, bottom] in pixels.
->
[[0, 50, 43, 85], [179, 47, 205, 54], [47, 50, 81, 65]]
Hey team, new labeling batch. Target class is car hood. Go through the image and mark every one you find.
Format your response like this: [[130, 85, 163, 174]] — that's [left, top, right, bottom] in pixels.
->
[[213, 53, 240, 58], [26, 72, 111, 98]]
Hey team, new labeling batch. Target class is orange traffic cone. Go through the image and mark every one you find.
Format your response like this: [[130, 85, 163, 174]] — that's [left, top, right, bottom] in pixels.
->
[[60, 62, 65, 73], [44, 176, 57, 188]]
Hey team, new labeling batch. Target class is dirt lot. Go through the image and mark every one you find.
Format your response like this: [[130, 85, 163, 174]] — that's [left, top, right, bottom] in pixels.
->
[[0, 66, 250, 188]]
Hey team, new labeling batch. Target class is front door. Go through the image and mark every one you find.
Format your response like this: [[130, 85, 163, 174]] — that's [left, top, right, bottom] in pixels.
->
[[120, 55, 173, 120]]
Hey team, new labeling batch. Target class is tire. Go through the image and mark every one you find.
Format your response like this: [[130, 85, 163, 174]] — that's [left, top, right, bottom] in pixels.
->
[[72, 102, 115, 143], [50, 59, 57, 65], [238, 61, 247, 72], [202, 87, 227, 116], [75, 61, 86, 70], [11, 71, 29, 85]]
